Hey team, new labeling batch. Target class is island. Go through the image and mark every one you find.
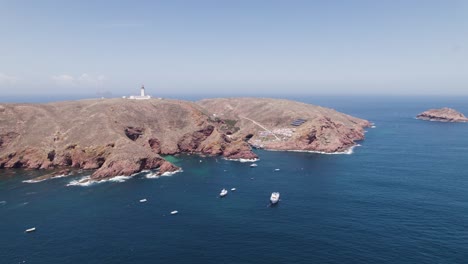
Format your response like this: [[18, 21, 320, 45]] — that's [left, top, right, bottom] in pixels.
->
[[0, 98, 370, 183], [416, 108, 468, 123]]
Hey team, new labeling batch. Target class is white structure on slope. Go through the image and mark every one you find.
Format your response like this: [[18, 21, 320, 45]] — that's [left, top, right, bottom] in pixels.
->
[[128, 85, 151, 100]]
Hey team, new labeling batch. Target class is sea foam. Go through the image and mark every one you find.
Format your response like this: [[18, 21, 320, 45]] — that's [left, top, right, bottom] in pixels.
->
[[23, 173, 69, 184], [66, 174, 132, 187], [269, 144, 360, 155], [145, 168, 183, 179], [224, 158, 260, 163]]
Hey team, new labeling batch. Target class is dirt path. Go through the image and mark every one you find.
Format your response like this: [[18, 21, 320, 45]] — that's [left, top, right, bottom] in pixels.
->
[[239, 115, 281, 140]]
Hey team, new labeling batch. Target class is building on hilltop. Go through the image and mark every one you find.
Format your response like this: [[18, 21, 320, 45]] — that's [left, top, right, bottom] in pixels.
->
[[127, 85, 151, 100]]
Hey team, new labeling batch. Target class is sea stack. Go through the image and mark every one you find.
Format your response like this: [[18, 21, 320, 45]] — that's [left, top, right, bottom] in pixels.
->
[[416, 108, 468, 123]]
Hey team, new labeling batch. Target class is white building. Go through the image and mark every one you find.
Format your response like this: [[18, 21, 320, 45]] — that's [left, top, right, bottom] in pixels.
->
[[128, 85, 151, 100]]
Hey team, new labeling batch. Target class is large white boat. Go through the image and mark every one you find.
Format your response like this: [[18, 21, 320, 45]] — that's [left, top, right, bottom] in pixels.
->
[[220, 188, 228, 197], [270, 192, 280, 204]]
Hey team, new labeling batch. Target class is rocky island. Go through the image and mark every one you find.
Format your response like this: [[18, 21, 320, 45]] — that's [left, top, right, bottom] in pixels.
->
[[416, 108, 468, 123], [0, 98, 370, 183]]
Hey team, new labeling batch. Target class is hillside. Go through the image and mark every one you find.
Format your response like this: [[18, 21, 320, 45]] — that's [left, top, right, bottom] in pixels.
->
[[197, 98, 370, 153]]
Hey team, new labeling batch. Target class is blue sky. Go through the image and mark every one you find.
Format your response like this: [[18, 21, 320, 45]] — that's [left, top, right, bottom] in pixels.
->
[[0, 0, 467, 96]]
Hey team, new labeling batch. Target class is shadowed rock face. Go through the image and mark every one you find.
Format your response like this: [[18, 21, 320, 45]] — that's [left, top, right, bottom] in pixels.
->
[[0, 97, 370, 181], [417, 108, 468, 123]]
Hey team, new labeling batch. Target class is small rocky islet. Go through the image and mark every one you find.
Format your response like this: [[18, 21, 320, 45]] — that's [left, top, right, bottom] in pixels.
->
[[0, 97, 370, 183], [416, 107, 468, 123]]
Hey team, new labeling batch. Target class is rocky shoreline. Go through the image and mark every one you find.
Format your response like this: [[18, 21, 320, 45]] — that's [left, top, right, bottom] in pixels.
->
[[0, 98, 370, 183], [417, 108, 468, 123]]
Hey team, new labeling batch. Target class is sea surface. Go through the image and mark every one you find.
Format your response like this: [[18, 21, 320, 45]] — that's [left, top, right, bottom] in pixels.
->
[[1, 96, 468, 263]]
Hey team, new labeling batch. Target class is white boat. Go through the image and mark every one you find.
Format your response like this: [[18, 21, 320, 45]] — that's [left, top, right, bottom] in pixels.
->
[[139, 199, 147, 203], [231, 188, 236, 191], [170, 210, 178, 215], [25, 227, 36, 233], [274, 168, 280, 171], [220, 188, 228, 197], [250, 163, 258, 168], [270, 192, 280, 204]]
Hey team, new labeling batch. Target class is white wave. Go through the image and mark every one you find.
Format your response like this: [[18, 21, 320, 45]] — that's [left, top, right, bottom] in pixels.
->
[[66, 174, 132, 187], [23, 179, 47, 183], [0, 201, 6, 205], [51, 174, 69, 179], [108, 175, 132, 182], [371, 125, 376, 128], [66, 176, 95, 187], [268, 144, 360, 155], [161, 168, 183, 177], [145, 172, 159, 179], [224, 158, 260, 163], [23, 173, 71, 184], [145, 168, 183, 179]]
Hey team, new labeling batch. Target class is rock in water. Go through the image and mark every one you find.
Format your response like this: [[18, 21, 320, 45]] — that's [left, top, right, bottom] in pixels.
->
[[417, 108, 468, 123]]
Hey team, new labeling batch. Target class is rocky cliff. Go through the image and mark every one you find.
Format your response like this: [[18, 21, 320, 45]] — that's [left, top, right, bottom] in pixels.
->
[[417, 108, 468, 123], [0, 97, 370, 182], [197, 98, 370, 153]]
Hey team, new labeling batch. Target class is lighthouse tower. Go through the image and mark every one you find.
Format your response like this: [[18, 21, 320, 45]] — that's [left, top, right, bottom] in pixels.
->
[[141, 85, 145, 97], [127, 84, 151, 100]]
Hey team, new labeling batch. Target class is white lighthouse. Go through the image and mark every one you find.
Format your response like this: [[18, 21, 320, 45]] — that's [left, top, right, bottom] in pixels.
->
[[128, 84, 151, 100]]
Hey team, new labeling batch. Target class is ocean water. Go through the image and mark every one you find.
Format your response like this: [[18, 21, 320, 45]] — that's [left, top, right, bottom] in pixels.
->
[[1, 96, 468, 263]]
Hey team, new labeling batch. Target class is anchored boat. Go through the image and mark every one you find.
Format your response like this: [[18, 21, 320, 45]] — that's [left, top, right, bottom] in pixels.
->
[[270, 192, 280, 204], [25, 227, 36, 233], [220, 188, 228, 197]]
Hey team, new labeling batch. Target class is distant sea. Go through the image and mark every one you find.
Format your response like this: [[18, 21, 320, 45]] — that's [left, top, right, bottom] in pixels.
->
[[1, 95, 468, 264]]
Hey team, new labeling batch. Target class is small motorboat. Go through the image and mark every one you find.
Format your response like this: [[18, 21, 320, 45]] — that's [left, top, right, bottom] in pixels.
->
[[139, 199, 147, 203], [170, 210, 178, 215], [250, 163, 258, 168], [231, 188, 236, 191], [274, 168, 280, 171], [220, 188, 228, 197], [270, 192, 280, 204], [25, 227, 36, 233]]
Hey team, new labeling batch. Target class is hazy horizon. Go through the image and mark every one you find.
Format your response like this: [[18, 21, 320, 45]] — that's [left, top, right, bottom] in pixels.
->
[[1, 0, 467, 96]]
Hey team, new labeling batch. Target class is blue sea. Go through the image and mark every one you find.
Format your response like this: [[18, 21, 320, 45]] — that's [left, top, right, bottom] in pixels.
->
[[1, 96, 468, 263]]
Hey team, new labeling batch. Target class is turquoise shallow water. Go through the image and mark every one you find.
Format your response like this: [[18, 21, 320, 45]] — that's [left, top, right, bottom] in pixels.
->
[[1, 96, 468, 263]]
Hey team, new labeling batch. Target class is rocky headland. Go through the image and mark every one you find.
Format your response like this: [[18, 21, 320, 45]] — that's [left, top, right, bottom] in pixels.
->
[[416, 108, 468, 123], [197, 98, 371, 153], [0, 97, 370, 183]]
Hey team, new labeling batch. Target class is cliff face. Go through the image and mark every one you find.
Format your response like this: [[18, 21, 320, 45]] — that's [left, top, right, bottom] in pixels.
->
[[0, 97, 370, 181], [197, 98, 370, 153], [417, 108, 468, 123], [0, 98, 256, 181]]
